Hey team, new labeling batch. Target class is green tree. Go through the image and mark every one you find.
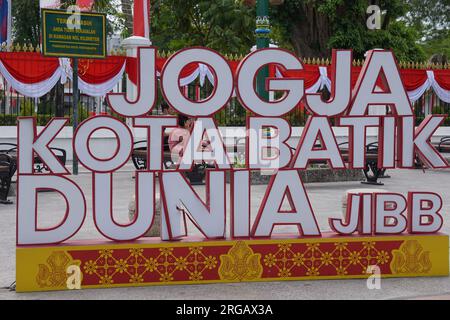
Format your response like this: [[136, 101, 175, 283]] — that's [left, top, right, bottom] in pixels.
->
[[404, 0, 449, 41], [12, 0, 41, 45], [151, 0, 255, 54], [403, 0, 449, 61], [11, 0, 446, 62], [271, 0, 426, 60], [422, 30, 450, 59], [120, 0, 134, 37]]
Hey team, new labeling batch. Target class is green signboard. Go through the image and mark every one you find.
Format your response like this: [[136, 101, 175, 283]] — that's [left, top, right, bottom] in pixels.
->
[[41, 9, 106, 59]]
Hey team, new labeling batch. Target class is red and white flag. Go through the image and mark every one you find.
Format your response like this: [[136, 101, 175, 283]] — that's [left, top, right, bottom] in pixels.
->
[[133, 0, 150, 39], [39, 0, 61, 9], [76, 0, 95, 12]]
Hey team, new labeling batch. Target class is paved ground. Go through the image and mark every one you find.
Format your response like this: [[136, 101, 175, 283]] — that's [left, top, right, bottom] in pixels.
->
[[1, 166, 450, 300]]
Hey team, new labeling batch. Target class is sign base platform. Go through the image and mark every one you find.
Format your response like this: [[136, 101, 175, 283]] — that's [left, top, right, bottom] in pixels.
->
[[16, 234, 449, 292]]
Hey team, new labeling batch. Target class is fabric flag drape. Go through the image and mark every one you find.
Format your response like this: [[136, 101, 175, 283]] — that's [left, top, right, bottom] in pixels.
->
[[0, 0, 11, 45], [77, 0, 95, 11], [0, 52, 63, 98], [133, 0, 150, 39], [60, 57, 127, 97], [274, 65, 331, 93], [126, 57, 214, 88], [0, 52, 126, 98], [0, 51, 448, 103], [125, 56, 450, 103], [65, 56, 127, 97]]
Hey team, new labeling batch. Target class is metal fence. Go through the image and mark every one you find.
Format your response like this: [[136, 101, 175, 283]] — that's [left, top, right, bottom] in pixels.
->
[[0, 76, 118, 126], [413, 89, 450, 126], [1, 75, 449, 127]]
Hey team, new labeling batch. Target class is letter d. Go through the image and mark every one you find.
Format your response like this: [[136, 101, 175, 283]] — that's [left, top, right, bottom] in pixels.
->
[[17, 175, 86, 245]]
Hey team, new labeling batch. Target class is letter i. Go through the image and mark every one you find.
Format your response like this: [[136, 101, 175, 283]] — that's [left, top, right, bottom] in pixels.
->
[[231, 170, 251, 238], [358, 194, 374, 235]]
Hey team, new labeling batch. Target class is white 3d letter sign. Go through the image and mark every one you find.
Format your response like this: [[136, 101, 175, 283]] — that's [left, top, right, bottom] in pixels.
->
[[16, 48, 448, 246]]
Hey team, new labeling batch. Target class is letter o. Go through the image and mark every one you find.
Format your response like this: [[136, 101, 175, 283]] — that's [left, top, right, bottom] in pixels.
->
[[160, 48, 234, 116], [236, 48, 304, 117], [74, 116, 133, 172]]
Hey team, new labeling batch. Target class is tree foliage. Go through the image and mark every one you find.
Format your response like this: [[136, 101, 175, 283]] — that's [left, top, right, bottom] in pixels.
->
[[404, 0, 449, 61], [421, 29, 450, 62], [11, 0, 41, 45], [9, 0, 448, 61], [271, 0, 426, 60], [404, 0, 449, 41], [150, 0, 255, 54]]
